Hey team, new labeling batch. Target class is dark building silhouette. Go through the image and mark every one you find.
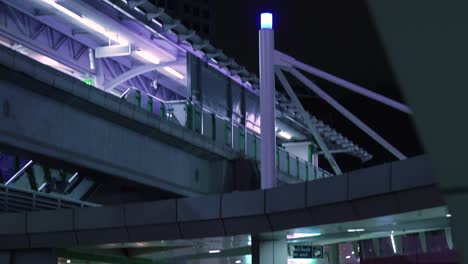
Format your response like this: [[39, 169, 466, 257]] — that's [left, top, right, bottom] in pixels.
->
[[152, 0, 213, 38]]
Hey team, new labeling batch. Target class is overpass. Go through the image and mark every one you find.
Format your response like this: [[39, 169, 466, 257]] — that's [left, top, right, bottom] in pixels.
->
[[0, 42, 339, 197], [0, 155, 442, 249]]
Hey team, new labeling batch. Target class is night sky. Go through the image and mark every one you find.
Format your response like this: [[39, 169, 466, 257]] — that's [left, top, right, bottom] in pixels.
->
[[211, 0, 424, 171]]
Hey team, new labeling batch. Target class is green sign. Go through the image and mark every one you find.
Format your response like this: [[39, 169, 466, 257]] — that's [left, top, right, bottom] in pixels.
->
[[83, 79, 93, 86]]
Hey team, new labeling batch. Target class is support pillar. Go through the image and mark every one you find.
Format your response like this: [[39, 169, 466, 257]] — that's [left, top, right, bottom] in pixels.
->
[[352, 241, 359, 259], [445, 227, 454, 250], [0, 249, 56, 264], [328, 244, 339, 264], [393, 235, 402, 254], [259, 13, 276, 189], [419, 232, 427, 253], [372, 238, 380, 257], [252, 238, 287, 264]]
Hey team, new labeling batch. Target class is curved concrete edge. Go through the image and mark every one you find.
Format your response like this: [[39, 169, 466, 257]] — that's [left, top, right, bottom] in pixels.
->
[[0, 155, 441, 248]]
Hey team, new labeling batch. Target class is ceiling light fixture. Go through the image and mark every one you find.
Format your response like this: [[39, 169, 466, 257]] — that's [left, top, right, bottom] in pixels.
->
[[287, 233, 321, 239], [209, 250, 221, 254], [278, 130, 292, 140], [390, 234, 396, 253], [347, 228, 365, 233], [41, 0, 127, 45], [134, 50, 161, 64], [164, 66, 185, 79]]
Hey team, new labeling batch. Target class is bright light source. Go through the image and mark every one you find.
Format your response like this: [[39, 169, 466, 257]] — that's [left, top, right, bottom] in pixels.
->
[[260, 12, 273, 29], [164, 66, 184, 79], [66, 260, 71, 264], [345, 256, 351, 259], [41, 0, 127, 45], [209, 250, 221, 254], [347, 228, 365, 233], [351, 251, 355, 255], [278, 130, 292, 140], [134, 50, 161, 64], [446, 214, 452, 218], [287, 233, 321, 239], [41, 0, 81, 20], [235, 260, 242, 264], [36, 55, 60, 68], [390, 235, 396, 253]]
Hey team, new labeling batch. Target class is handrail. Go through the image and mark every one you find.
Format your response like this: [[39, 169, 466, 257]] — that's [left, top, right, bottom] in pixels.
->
[[0, 183, 99, 208]]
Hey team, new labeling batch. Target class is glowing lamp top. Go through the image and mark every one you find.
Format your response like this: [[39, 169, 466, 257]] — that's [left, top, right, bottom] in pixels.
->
[[260, 13, 273, 29]]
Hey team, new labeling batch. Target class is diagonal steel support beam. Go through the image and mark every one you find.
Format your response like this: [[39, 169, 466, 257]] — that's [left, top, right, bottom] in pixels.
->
[[275, 50, 412, 114], [103, 61, 179, 91], [275, 67, 342, 175], [286, 67, 407, 160]]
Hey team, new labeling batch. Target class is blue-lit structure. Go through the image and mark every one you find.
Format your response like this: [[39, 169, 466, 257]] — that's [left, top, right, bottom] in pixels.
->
[[260, 13, 273, 29], [0, 0, 458, 263]]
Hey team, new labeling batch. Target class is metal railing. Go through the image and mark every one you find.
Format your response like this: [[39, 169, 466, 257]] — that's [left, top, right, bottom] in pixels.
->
[[122, 89, 334, 182], [0, 183, 99, 213]]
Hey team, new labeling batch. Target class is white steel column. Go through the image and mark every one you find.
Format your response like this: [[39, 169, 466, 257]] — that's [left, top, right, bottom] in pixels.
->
[[252, 238, 287, 264], [259, 13, 276, 189]]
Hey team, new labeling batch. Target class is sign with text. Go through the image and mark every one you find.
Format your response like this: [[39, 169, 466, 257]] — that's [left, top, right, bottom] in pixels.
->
[[289, 245, 323, 259]]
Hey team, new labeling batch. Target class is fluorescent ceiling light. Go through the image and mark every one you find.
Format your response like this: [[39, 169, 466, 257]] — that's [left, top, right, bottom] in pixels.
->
[[278, 130, 292, 140], [446, 214, 452, 218], [352, 251, 355, 254], [287, 233, 321, 239], [164, 66, 184, 79], [235, 261, 241, 264], [208, 250, 221, 254], [134, 50, 161, 64], [390, 235, 396, 253], [347, 228, 365, 233], [66, 260, 71, 264], [345, 256, 351, 259], [41, 0, 127, 45]]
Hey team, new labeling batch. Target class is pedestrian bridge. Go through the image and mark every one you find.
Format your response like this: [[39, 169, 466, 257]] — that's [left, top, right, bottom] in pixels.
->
[[0, 155, 441, 249]]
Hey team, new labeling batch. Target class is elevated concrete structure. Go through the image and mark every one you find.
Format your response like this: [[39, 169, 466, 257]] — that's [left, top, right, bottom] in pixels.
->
[[0, 45, 236, 196], [0, 155, 442, 249]]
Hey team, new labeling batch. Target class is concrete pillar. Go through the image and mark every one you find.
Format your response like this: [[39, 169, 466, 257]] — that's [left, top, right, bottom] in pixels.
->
[[372, 238, 380, 257], [252, 238, 287, 264], [0, 249, 56, 264], [259, 13, 276, 189], [328, 244, 339, 264], [352, 241, 359, 258], [393, 235, 403, 254], [419, 232, 427, 253], [445, 227, 454, 250]]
